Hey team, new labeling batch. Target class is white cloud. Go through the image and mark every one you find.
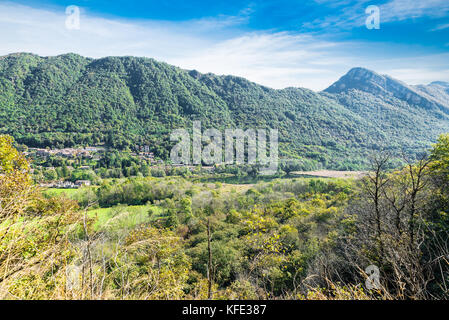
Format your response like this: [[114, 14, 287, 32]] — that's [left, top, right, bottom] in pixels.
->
[[303, 0, 449, 31], [0, 2, 355, 90], [386, 68, 449, 84], [0, 2, 212, 60], [0, 2, 448, 91], [377, 53, 449, 84], [380, 0, 449, 22], [431, 23, 449, 31], [168, 32, 358, 89]]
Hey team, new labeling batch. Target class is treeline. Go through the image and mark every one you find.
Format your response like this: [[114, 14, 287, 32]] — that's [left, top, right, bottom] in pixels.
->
[[2, 53, 448, 170], [0, 134, 448, 299]]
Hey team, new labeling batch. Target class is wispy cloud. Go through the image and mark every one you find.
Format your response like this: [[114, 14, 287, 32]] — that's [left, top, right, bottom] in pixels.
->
[[300, 0, 369, 31], [0, 2, 353, 90], [0, 1, 448, 91], [431, 23, 449, 31], [377, 52, 449, 84], [169, 32, 355, 89], [302, 0, 449, 31], [380, 0, 449, 22], [0, 2, 211, 60]]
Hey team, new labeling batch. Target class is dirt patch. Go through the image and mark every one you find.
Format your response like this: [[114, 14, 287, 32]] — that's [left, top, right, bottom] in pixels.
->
[[291, 170, 368, 179]]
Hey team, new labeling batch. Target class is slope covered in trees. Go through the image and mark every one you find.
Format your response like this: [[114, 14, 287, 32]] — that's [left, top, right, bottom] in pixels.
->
[[1, 53, 449, 169], [1, 133, 448, 300]]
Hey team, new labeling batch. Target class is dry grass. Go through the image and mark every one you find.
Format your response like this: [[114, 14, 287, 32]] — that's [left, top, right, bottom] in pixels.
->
[[292, 170, 368, 179]]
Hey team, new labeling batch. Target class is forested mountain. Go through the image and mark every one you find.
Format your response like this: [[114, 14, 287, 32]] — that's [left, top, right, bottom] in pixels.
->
[[413, 81, 449, 110], [322, 68, 449, 163], [0, 53, 448, 169]]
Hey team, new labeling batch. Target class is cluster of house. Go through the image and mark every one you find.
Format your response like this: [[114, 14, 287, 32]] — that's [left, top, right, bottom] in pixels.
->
[[39, 180, 91, 189], [27, 145, 161, 163], [132, 145, 157, 162], [26, 147, 104, 160]]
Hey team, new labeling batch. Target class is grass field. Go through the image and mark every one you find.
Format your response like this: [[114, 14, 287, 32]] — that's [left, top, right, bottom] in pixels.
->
[[43, 188, 80, 197], [86, 204, 163, 231], [43, 188, 164, 231]]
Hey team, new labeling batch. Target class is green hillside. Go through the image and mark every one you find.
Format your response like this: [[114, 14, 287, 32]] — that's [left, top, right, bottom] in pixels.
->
[[1, 53, 448, 169]]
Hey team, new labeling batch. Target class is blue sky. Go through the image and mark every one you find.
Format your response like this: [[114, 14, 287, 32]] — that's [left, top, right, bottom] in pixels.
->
[[1, 0, 449, 90]]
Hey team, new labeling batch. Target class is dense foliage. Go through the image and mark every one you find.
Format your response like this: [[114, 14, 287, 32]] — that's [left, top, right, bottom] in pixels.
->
[[1, 134, 448, 299], [1, 53, 449, 170]]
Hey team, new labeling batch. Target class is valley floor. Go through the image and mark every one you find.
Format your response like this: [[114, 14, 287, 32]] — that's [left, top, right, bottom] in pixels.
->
[[291, 170, 368, 179]]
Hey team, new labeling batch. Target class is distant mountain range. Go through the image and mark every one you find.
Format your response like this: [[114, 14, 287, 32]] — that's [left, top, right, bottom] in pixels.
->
[[0, 53, 448, 170], [325, 67, 449, 112]]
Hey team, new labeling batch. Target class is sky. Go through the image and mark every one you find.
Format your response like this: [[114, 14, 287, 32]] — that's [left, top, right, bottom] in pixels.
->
[[0, 0, 448, 90]]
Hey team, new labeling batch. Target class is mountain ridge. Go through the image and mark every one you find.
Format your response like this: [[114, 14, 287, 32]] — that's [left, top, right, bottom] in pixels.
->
[[324, 67, 449, 113], [0, 53, 448, 170]]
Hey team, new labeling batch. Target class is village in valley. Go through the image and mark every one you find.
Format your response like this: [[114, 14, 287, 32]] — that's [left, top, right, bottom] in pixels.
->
[[23, 145, 164, 189]]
